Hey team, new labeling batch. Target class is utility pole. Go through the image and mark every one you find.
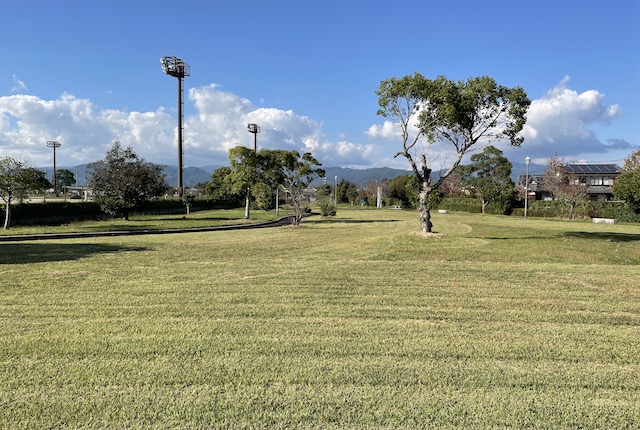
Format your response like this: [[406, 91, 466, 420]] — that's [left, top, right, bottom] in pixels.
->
[[46, 141, 61, 196], [245, 124, 261, 219]]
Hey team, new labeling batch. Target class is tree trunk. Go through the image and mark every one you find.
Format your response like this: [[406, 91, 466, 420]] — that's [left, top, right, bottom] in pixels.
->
[[482, 200, 488, 214], [418, 185, 433, 233], [244, 188, 251, 219], [3, 200, 11, 230]]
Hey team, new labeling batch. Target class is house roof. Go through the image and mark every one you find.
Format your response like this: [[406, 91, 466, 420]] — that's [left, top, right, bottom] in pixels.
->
[[565, 164, 621, 174]]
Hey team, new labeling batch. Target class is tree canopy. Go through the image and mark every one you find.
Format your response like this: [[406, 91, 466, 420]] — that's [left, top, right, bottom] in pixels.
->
[[613, 148, 640, 213], [55, 169, 76, 188], [0, 157, 46, 229], [89, 141, 167, 220], [207, 147, 324, 225], [459, 146, 515, 214], [376, 73, 530, 232]]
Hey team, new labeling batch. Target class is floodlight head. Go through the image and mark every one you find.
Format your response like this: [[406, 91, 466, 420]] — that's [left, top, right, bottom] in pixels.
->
[[247, 123, 260, 134], [525, 156, 531, 165], [160, 56, 190, 78], [46, 140, 61, 148]]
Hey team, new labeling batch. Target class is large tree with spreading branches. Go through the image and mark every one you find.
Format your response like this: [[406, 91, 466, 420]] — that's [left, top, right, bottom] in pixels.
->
[[376, 73, 530, 233], [89, 141, 167, 220]]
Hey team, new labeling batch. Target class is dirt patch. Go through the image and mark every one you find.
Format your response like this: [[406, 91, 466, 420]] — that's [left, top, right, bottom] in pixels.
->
[[411, 231, 446, 239]]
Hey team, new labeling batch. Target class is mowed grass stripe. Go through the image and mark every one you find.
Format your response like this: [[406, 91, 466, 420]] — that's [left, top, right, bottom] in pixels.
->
[[1, 209, 639, 428]]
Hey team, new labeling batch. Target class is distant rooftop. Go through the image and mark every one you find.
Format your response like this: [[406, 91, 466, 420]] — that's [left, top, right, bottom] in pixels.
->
[[565, 164, 621, 174]]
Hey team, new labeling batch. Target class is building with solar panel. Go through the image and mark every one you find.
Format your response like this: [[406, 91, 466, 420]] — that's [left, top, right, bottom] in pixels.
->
[[564, 164, 621, 201], [521, 163, 621, 202]]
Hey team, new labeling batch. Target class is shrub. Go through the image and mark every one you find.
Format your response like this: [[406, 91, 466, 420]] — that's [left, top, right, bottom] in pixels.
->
[[601, 202, 640, 222], [318, 200, 336, 217]]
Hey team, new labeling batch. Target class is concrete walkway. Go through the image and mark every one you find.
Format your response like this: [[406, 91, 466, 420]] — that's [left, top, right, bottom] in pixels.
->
[[0, 217, 293, 242]]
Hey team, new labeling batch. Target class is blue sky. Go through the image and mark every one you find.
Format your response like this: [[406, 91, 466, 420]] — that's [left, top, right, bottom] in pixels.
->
[[1, 0, 638, 171]]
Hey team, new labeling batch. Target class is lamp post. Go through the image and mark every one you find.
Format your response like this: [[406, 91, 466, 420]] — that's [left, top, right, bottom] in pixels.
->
[[46, 141, 61, 196], [160, 56, 190, 199], [247, 123, 260, 153], [524, 156, 531, 219], [244, 123, 261, 219]]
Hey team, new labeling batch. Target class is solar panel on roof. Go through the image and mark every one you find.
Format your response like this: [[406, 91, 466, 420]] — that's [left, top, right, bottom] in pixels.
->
[[566, 164, 620, 174]]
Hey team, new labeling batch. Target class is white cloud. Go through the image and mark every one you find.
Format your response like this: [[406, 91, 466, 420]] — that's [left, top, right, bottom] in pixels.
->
[[517, 76, 631, 158], [0, 83, 380, 168], [365, 76, 633, 165], [365, 120, 402, 140]]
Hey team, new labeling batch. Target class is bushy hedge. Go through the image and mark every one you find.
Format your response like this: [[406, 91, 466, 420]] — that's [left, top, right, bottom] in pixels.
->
[[2, 197, 239, 227], [601, 202, 640, 222], [3, 202, 105, 226]]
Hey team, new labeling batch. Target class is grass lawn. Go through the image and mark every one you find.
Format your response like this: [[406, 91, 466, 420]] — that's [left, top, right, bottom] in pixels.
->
[[1, 209, 639, 428], [0, 208, 278, 236]]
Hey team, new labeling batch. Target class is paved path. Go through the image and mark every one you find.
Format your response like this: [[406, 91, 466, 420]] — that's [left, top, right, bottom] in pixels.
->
[[0, 217, 293, 242]]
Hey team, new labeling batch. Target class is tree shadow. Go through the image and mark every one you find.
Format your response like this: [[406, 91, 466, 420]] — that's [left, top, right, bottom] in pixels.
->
[[0, 243, 149, 265], [563, 231, 640, 242]]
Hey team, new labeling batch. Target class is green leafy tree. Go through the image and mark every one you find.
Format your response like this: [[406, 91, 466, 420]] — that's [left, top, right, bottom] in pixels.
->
[[89, 140, 167, 220], [278, 151, 325, 225], [613, 148, 640, 213], [54, 169, 75, 189], [459, 146, 515, 214], [386, 175, 420, 208], [0, 158, 46, 229], [376, 73, 530, 233], [204, 166, 243, 205], [316, 184, 336, 217], [19, 168, 51, 199], [252, 182, 274, 211], [336, 179, 358, 204]]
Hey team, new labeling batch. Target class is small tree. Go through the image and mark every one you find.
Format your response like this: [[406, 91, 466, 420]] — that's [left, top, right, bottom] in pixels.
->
[[18, 167, 50, 202], [540, 155, 589, 219], [336, 179, 358, 205], [613, 148, 640, 213], [376, 73, 529, 233], [89, 141, 167, 220], [279, 152, 325, 226], [55, 169, 75, 189], [540, 154, 564, 199], [621, 147, 640, 172], [459, 146, 515, 214], [0, 157, 44, 229]]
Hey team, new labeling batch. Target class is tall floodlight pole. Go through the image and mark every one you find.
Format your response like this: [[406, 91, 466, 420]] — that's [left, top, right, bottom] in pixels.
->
[[524, 156, 531, 219], [160, 56, 190, 199], [46, 141, 61, 196], [245, 123, 261, 219], [247, 123, 260, 153]]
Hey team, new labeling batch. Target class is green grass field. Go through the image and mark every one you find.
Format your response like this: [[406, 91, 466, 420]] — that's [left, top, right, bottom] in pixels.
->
[[1, 209, 639, 428]]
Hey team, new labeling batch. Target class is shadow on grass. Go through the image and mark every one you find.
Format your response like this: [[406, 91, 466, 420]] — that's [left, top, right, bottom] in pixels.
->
[[0, 243, 149, 265], [303, 218, 401, 225], [563, 231, 640, 242], [130, 216, 239, 222]]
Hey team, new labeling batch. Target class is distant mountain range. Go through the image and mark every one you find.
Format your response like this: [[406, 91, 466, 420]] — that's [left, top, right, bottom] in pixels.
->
[[42, 161, 546, 189]]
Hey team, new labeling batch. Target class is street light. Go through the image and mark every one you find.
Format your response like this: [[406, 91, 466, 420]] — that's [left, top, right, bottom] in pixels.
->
[[247, 123, 260, 153], [243, 123, 262, 219], [46, 140, 61, 196], [524, 156, 531, 219], [160, 56, 190, 198]]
